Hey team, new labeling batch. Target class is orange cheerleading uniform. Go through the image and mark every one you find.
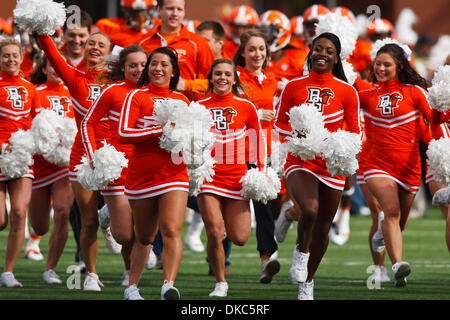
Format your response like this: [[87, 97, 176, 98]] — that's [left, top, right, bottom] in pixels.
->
[[197, 91, 267, 200], [81, 80, 136, 196], [137, 24, 215, 100], [359, 80, 434, 193], [118, 83, 190, 199], [274, 70, 361, 190], [237, 65, 277, 156], [0, 72, 40, 180], [32, 81, 74, 189], [38, 35, 110, 181]]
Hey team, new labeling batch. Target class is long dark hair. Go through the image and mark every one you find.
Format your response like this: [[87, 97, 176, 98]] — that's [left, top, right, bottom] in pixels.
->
[[368, 43, 430, 89], [29, 53, 49, 84], [306, 32, 348, 82], [233, 29, 270, 70], [137, 46, 180, 91], [206, 58, 244, 96], [98, 44, 147, 86]]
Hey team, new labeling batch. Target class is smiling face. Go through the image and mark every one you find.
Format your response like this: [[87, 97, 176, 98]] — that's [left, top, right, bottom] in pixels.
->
[[122, 51, 148, 84], [84, 33, 111, 66], [0, 44, 23, 76], [309, 37, 338, 74], [159, 0, 185, 34], [148, 52, 174, 87], [373, 52, 398, 83], [63, 27, 90, 59], [211, 62, 235, 95], [241, 36, 267, 73]]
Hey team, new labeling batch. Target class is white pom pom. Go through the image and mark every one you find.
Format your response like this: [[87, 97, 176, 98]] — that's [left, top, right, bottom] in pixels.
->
[[152, 98, 188, 126], [394, 8, 418, 46], [370, 38, 412, 62], [287, 104, 330, 160], [31, 110, 77, 166], [270, 140, 289, 177], [321, 130, 362, 176], [0, 129, 36, 179], [426, 138, 450, 185], [76, 142, 128, 190], [427, 35, 450, 71], [428, 65, 450, 112], [240, 167, 281, 204], [342, 60, 357, 85], [315, 12, 358, 60], [188, 151, 216, 196], [31, 109, 62, 155], [13, 0, 66, 36]]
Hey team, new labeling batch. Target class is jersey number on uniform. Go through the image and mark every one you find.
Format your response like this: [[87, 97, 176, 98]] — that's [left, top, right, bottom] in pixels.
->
[[210, 107, 237, 130], [377, 93, 402, 116], [5, 86, 28, 110], [306, 87, 334, 112]]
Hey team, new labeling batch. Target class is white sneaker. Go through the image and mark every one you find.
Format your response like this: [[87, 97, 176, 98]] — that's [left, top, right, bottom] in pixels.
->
[[25, 250, 44, 261], [83, 272, 104, 291], [121, 270, 130, 287], [0, 272, 23, 287], [289, 248, 309, 284], [260, 259, 281, 284], [392, 261, 411, 288], [146, 250, 157, 270], [43, 269, 62, 284], [161, 280, 180, 300], [98, 205, 110, 229], [209, 282, 228, 297], [298, 280, 314, 300], [184, 234, 205, 252], [275, 201, 294, 242], [372, 265, 391, 283], [432, 187, 450, 206], [100, 226, 122, 254], [124, 284, 144, 300]]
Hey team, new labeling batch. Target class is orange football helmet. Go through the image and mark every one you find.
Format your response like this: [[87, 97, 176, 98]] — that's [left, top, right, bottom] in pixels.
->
[[258, 10, 291, 52]]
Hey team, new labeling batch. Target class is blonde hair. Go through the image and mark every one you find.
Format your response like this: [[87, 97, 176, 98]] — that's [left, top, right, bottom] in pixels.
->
[[0, 38, 23, 56]]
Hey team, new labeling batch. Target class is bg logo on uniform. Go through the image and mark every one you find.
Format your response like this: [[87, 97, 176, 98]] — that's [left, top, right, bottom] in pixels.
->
[[5, 86, 28, 110]]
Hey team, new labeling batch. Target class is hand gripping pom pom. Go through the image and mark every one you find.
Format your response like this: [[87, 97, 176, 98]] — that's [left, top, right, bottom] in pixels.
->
[[13, 0, 66, 36], [287, 104, 330, 160], [0, 129, 36, 179], [240, 167, 281, 204], [321, 130, 362, 176], [426, 138, 450, 186], [75, 142, 128, 190], [428, 65, 450, 112]]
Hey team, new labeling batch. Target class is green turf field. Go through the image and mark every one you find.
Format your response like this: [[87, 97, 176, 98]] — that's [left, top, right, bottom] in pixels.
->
[[0, 206, 449, 301]]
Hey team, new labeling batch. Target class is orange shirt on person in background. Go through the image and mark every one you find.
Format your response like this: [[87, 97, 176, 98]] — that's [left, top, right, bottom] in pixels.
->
[[237, 65, 277, 156], [137, 24, 215, 100]]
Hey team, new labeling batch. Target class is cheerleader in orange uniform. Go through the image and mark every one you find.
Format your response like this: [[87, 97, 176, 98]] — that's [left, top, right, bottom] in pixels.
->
[[118, 47, 189, 300], [0, 39, 41, 287], [81, 45, 150, 299], [232, 30, 282, 281], [37, 32, 113, 291], [359, 43, 437, 287], [274, 32, 361, 299], [27, 56, 75, 284], [196, 58, 267, 297], [428, 109, 450, 251]]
